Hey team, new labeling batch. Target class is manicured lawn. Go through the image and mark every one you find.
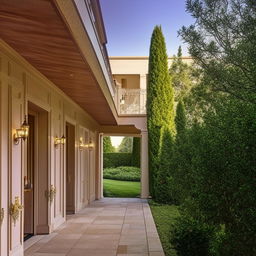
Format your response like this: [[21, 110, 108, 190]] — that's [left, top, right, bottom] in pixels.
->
[[149, 202, 180, 256], [103, 179, 140, 198]]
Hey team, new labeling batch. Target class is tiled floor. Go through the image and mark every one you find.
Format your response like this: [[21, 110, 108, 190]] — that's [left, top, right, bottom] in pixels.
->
[[25, 198, 165, 256]]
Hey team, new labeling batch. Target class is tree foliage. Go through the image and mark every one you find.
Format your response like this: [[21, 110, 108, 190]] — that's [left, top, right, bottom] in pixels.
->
[[179, 0, 256, 103], [169, 46, 196, 102], [103, 137, 115, 153], [155, 127, 175, 204], [174, 99, 256, 255], [147, 26, 175, 196], [163, 1, 256, 255], [175, 100, 186, 136], [118, 137, 133, 153]]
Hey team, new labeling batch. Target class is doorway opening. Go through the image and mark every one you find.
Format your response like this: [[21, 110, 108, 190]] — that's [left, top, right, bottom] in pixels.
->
[[66, 122, 75, 214], [103, 136, 141, 198], [24, 103, 49, 241]]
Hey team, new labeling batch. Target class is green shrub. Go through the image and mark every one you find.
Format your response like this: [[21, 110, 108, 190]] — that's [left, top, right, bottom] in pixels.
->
[[171, 215, 214, 256], [210, 228, 230, 256], [103, 153, 132, 168], [171, 98, 256, 255], [103, 166, 140, 181]]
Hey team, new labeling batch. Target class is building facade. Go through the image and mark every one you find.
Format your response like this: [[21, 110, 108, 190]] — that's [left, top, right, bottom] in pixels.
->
[[110, 56, 193, 115], [0, 1, 149, 255]]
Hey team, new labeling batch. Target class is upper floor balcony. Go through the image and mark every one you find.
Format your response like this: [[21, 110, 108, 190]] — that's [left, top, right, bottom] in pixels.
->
[[116, 84, 147, 115], [109, 56, 193, 117], [113, 75, 147, 116]]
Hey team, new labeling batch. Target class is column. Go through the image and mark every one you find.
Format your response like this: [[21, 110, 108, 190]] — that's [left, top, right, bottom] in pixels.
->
[[140, 130, 149, 198]]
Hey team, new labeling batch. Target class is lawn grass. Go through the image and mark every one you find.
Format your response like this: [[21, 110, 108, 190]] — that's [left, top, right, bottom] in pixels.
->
[[149, 201, 180, 256], [103, 179, 140, 198]]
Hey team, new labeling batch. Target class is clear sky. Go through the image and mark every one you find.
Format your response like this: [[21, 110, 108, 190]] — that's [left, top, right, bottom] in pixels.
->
[[100, 0, 195, 57], [111, 136, 124, 148]]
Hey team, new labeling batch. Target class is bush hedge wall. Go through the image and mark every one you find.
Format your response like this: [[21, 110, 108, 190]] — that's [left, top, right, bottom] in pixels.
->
[[103, 153, 132, 168], [103, 166, 140, 181]]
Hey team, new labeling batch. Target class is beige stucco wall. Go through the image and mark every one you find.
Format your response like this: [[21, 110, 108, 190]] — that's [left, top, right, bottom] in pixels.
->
[[110, 56, 193, 77], [0, 42, 100, 256], [113, 74, 140, 89]]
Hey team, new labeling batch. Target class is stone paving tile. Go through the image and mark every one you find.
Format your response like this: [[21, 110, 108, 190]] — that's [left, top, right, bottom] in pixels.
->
[[67, 248, 116, 256], [149, 252, 165, 256], [93, 215, 124, 225], [25, 198, 164, 256], [30, 254, 66, 256]]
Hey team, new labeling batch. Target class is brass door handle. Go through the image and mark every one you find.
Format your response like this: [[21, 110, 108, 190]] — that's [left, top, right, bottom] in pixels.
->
[[10, 197, 23, 225]]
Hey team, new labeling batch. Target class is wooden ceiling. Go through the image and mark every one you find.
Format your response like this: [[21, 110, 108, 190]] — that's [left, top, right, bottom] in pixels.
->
[[0, 0, 117, 125]]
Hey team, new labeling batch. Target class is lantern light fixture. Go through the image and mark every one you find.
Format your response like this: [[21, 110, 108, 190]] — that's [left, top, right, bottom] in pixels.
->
[[14, 115, 29, 145], [60, 135, 66, 145], [54, 135, 66, 148], [88, 138, 94, 150], [79, 137, 86, 151]]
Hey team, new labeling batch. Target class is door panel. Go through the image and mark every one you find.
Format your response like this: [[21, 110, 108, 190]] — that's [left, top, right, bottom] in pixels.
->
[[66, 123, 75, 214]]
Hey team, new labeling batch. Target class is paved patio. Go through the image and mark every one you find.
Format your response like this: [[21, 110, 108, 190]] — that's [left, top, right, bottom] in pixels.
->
[[25, 198, 164, 256]]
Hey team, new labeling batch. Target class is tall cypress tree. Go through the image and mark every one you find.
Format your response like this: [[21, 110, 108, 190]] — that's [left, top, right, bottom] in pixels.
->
[[175, 100, 186, 136], [147, 26, 175, 197]]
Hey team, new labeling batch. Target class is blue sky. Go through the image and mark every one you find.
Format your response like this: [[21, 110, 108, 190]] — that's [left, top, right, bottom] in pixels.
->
[[100, 0, 195, 57]]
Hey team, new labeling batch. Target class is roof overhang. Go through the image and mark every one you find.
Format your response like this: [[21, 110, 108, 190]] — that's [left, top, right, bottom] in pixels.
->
[[0, 0, 118, 125]]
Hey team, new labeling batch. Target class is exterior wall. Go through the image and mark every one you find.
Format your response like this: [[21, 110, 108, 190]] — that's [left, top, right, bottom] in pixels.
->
[[110, 56, 193, 78], [113, 75, 140, 89], [110, 57, 193, 115], [0, 43, 100, 256]]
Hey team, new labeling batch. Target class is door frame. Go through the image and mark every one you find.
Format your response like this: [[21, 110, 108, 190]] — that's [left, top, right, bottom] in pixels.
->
[[64, 116, 76, 215], [26, 101, 50, 235]]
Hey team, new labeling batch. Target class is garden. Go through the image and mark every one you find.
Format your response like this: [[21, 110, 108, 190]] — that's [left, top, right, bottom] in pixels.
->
[[103, 136, 141, 198], [147, 1, 256, 255]]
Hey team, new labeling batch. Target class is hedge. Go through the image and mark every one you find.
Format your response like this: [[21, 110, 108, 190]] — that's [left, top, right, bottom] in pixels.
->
[[103, 153, 132, 168], [131, 137, 140, 168], [103, 166, 140, 181]]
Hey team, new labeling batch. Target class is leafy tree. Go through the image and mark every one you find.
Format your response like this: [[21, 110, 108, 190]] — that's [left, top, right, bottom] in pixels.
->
[[179, 0, 256, 104], [103, 137, 115, 153], [169, 46, 196, 101], [168, 1, 256, 254], [147, 26, 175, 196], [131, 137, 140, 168], [118, 137, 133, 153]]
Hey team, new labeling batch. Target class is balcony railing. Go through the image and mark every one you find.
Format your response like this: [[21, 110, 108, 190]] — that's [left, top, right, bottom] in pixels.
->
[[116, 87, 147, 115]]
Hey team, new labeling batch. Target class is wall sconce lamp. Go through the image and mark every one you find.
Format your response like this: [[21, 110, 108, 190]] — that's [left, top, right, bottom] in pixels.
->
[[14, 116, 29, 145], [54, 135, 66, 148], [79, 137, 86, 151], [88, 138, 94, 150], [60, 135, 66, 145]]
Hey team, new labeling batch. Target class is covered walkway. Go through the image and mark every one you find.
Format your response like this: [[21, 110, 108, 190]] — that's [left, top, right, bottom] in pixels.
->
[[24, 198, 164, 256]]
